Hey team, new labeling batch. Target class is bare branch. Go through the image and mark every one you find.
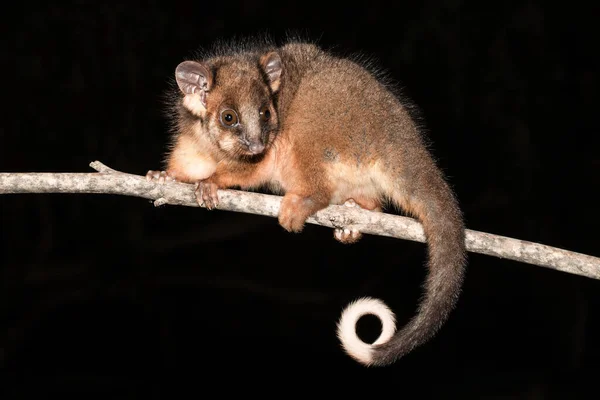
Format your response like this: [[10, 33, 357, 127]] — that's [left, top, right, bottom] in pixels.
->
[[1, 160, 598, 281]]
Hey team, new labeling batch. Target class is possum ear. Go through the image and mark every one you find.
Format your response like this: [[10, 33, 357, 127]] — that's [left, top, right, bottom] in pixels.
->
[[175, 61, 213, 107], [260, 52, 282, 92]]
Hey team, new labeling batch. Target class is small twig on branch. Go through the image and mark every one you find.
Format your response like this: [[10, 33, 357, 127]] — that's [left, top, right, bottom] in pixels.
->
[[1, 160, 598, 281]]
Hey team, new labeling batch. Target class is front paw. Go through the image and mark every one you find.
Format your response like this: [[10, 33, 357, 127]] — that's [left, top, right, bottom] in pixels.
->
[[278, 194, 313, 233], [146, 170, 176, 184], [278, 211, 307, 233], [195, 180, 220, 210]]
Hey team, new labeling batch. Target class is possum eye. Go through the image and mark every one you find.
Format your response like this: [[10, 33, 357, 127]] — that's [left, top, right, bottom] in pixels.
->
[[259, 105, 271, 122], [220, 109, 239, 127]]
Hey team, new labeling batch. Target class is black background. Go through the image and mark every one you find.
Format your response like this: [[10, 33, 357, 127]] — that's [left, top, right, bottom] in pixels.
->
[[2, 1, 599, 398]]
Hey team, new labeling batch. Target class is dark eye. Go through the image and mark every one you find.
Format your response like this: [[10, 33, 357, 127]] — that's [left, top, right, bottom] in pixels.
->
[[259, 105, 271, 122], [220, 109, 239, 127]]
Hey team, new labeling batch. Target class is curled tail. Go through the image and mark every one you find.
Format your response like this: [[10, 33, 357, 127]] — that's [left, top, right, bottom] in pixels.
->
[[336, 170, 467, 367]]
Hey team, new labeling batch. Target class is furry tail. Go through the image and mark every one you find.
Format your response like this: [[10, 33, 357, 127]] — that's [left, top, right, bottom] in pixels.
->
[[336, 297, 397, 364], [336, 172, 467, 367]]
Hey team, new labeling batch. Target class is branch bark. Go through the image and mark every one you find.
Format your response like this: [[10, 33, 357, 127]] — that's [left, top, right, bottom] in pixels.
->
[[1, 161, 598, 281]]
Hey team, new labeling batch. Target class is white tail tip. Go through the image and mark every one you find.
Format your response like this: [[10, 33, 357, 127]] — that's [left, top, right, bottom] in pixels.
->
[[336, 297, 397, 366]]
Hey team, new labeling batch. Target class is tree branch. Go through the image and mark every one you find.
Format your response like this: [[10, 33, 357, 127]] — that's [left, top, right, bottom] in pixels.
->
[[1, 161, 598, 281]]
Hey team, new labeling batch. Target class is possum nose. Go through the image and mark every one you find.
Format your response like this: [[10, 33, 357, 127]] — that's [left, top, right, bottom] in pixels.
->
[[248, 142, 265, 154]]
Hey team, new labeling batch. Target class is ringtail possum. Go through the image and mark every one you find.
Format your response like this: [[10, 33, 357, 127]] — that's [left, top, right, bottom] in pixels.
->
[[147, 38, 467, 367]]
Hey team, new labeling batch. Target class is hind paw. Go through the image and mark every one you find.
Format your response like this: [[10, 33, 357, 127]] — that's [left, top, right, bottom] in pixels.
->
[[333, 199, 364, 244], [334, 227, 362, 244]]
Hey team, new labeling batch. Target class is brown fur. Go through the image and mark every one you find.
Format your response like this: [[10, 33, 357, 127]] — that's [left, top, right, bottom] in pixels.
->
[[149, 38, 467, 367]]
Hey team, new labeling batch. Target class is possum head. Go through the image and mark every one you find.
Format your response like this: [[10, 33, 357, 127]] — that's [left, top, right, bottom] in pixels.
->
[[175, 51, 282, 159]]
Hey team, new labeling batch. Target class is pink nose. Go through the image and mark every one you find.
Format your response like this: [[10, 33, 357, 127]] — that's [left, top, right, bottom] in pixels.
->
[[248, 143, 265, 154]]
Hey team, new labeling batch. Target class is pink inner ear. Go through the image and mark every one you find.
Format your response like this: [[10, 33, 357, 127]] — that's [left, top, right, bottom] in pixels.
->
[[261, 52, 282, 84], [175, 61, 213, 95]]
